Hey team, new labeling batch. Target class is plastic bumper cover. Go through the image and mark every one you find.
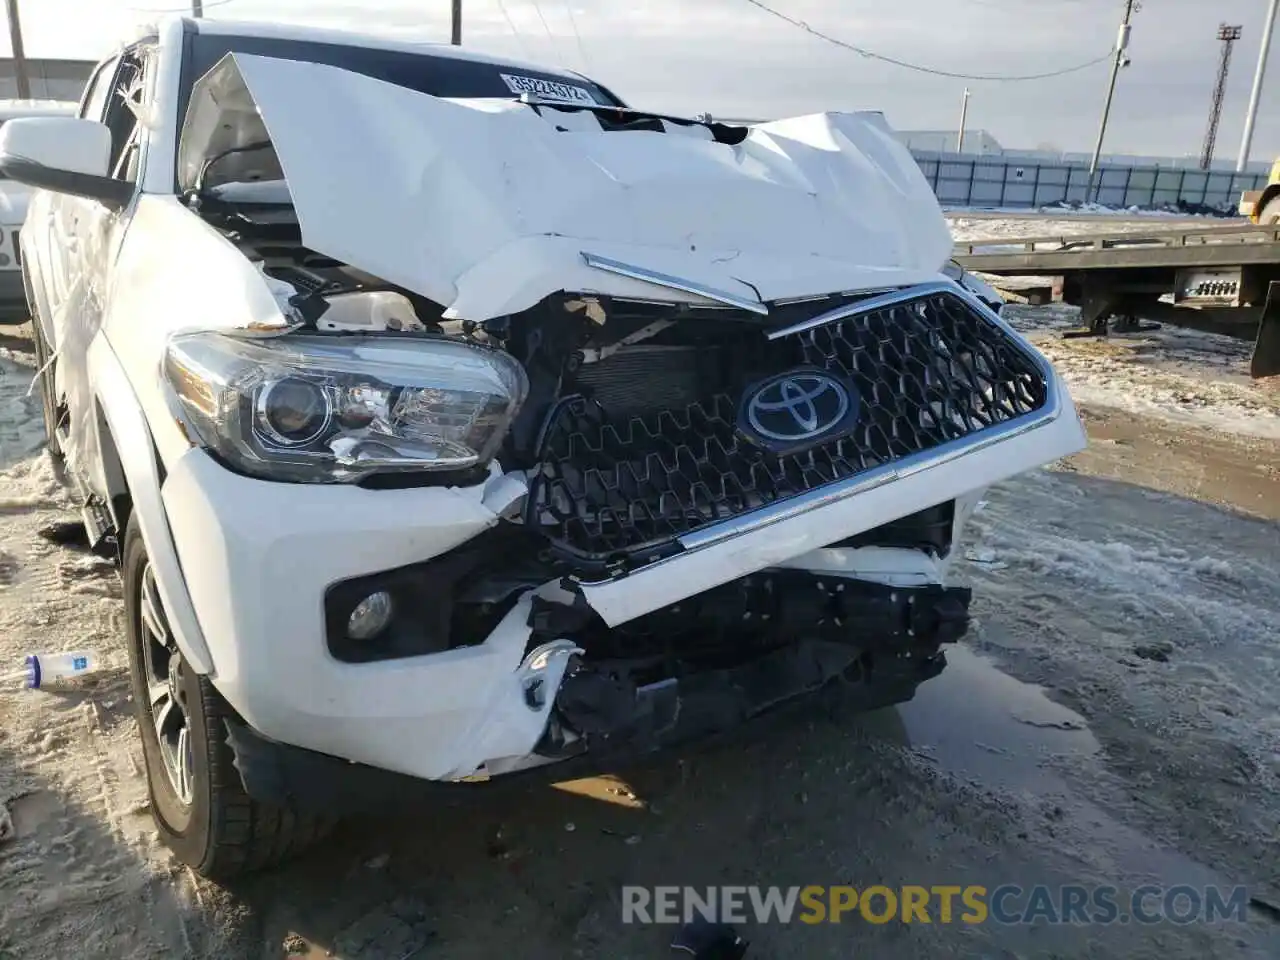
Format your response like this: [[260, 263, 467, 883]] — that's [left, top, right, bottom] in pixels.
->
[[225, 634, 947, 814]]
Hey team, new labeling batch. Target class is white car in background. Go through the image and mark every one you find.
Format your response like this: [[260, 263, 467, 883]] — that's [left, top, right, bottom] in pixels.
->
[[3, 17, 1084, 878], [0, 100, 77, 321]]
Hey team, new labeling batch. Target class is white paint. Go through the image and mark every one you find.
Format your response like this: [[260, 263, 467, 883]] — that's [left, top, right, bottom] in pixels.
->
[[13, 18, 1083, 783], [159, 446, 552, 780], [182, 52, 953, 320], [0, 117, 114, 179], [0, 101, 78, 278]]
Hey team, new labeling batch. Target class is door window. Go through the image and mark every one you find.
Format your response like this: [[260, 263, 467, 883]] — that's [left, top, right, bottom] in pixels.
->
[[100, 51, 152, 185], [79, 56, 121, 123]]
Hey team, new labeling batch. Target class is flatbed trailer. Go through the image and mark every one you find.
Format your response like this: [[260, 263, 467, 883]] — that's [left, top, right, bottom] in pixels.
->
[[953, 222, 1280, 378]]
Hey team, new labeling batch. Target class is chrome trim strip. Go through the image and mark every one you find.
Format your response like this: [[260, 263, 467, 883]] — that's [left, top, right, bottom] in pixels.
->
[[574, 280, 1060, 582], [581, 252, 770, 315], [766, 279, 958, 341], [771, 286, 898, 307]]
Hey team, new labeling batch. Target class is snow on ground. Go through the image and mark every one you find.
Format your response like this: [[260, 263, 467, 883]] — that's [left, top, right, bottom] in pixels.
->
[[948, 212, 1217, 244], [0, 213, 1278, 957], [0, 345, 48, 481], [1002, 303, 1280, 440], [946, 202, 1223, 219], [956, 460, 1280, 899], [946, 213, 1280, 441], [963, 467, 1280, 765]]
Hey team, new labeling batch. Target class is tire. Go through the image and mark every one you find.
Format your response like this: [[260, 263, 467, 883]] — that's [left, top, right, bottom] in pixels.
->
[[122, 516, 334, 878], [1258, 196, 1280, 225], [28, 317, 62, 459]]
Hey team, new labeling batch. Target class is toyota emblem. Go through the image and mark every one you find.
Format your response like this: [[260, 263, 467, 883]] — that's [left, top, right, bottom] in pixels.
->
[[742, 371, 854, 445]]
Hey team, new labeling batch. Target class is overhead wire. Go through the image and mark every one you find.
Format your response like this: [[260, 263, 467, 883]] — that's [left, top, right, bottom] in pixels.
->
[[528, 0, 563, 58], [494, 0, 535, 59], [126, 0, 237, 11], [739, 0, 1117, 81], [562, 0, 593, 70]]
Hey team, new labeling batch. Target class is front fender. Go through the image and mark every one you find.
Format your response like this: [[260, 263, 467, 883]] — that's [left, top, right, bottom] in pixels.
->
[[87, 333, 214, 674]]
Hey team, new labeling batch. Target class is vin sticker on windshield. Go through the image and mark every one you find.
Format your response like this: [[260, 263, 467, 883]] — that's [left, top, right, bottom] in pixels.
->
[[500, 73, 598, 104]]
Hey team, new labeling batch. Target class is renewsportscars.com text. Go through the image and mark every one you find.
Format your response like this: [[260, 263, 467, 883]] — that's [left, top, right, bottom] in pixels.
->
[[621, 884, 1250, 926]]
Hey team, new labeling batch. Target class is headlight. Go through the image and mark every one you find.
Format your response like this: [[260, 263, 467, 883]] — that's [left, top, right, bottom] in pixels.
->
[[163, 332, 528, 482]]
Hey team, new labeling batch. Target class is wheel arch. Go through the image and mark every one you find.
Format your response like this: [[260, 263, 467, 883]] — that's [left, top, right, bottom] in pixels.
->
[[88, 336, 215, 675], [93, 398, 132, 534]]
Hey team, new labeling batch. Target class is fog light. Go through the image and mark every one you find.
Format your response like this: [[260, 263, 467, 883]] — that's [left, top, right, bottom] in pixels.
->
[[347, 591, 394, 640]]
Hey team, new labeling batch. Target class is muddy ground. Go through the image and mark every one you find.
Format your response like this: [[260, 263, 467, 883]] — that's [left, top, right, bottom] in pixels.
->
[[1, 306, 1279, 958]]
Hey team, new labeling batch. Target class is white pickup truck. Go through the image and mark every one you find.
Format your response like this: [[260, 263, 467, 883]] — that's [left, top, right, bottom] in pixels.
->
[[3, 16, 1085, 878], [0, 100, 76, 320]]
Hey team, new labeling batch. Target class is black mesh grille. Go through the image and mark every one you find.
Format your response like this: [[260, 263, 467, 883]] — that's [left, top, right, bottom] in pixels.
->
[[528, 290, 1048, 567]]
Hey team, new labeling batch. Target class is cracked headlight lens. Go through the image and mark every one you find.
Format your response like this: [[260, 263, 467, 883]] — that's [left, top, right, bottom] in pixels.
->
[[164, 333, 528, 483]]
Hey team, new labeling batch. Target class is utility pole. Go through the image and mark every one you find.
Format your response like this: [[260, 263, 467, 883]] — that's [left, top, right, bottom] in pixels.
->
[[192, 0, 203, 15], [1202, 24, 1243, 171], [956, 88, 971, 153], [1086, 0, 1137, 203], [451, 0, 461, 44], [4, 0, 31, 100], [1238, 0, 1280, 172]]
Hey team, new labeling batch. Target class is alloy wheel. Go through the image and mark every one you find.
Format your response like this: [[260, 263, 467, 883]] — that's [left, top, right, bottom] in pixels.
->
[[138, 562, 195, 805]]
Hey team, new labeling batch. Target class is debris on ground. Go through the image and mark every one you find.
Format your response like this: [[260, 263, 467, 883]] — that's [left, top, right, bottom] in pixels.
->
[[671, 918, 749, 960], [1134, 642, 1174, 663], [35, 519, 89, 549], [1251, 895, 1280, 924]]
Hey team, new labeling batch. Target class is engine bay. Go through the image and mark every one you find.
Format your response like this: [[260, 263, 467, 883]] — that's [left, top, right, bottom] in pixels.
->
[[191, 196, 1047, 555]]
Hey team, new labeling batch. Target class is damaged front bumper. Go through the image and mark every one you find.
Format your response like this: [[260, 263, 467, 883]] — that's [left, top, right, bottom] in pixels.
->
[[226, 579, 966, 814], [159, 281, 1085, 801]]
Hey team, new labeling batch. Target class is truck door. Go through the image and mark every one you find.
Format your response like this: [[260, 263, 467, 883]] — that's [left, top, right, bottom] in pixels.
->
[[43, 45, 150, 472], [33, 54, 119, 348]]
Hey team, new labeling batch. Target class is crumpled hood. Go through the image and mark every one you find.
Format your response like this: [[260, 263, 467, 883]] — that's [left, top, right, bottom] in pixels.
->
[[181, 53, 953, 320]]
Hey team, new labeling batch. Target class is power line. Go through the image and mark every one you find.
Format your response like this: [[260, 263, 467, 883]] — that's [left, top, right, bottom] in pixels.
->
[[126, 0, 235, 12], [562, 0, 592, 70], [739, 0, 1116, 81], [494, 0, 534, 59], [528, 0, 560, 55]]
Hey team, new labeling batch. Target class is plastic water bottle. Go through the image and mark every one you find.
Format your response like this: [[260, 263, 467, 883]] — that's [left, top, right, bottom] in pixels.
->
[[1, 651, 101, 690]]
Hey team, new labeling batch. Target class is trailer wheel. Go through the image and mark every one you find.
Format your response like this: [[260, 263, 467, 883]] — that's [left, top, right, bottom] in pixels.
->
[[1258, 196, 1280, 225]]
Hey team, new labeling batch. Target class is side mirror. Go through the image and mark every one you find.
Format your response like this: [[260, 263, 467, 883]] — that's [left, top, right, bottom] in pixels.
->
[[0, 117, 134, 209]]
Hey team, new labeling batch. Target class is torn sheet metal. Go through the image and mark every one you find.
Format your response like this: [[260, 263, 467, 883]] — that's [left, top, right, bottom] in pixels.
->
[[180, 53, 953, 321], [28, 197, 118, 492]]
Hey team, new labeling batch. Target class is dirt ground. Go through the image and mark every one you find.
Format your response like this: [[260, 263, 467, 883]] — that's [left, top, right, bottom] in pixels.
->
[[1, 287, 1279, 958]]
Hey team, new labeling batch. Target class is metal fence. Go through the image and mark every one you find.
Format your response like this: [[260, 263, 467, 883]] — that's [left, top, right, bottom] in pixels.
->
[[912, 151, 1268, 212]]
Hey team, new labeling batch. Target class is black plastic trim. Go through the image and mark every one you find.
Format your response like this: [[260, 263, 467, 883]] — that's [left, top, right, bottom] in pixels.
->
[[223, 646, 944, 815], [0, 155, 133, 209]]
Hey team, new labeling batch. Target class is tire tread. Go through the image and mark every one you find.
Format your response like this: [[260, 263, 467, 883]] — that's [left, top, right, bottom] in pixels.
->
[[124, 516, 333, 880], [196, 679, 334, 879]]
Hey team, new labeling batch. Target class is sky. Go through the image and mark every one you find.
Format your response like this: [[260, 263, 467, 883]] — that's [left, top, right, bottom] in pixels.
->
[[5, 0, 1280, 163]]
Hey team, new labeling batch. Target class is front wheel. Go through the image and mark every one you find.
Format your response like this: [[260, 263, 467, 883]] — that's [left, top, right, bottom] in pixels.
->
[[123, 516, 333, 877]]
